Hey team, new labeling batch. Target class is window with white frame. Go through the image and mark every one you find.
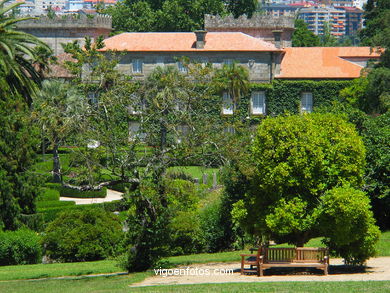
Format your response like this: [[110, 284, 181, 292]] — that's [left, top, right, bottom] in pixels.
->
[[222, 92, 233, 115], [251, 91, 266, 115], [177, 61, 187, 73], [301, 92, 313, 113], [132, 59, 143, 74], [128, 121, 146, 141], [223, 59, 234, 66]]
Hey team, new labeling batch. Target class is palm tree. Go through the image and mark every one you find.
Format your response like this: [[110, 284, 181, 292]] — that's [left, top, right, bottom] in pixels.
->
[[0, 0, 50, 104], [33, 80, 86, 183], [213, 63, 250, 110]]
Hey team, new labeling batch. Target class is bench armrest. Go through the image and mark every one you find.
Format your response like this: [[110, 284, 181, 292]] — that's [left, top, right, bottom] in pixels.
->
[[324, 256, 329, 264]]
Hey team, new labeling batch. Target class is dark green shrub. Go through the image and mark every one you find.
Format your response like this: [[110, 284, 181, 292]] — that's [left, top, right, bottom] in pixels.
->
[[58, 186, 107, 198], [38, 187, 60, 201], [42, 207, 123, 262], [0, 229, 42, 265], [19, 214, 44, 232], [36, 200, 75, 209]]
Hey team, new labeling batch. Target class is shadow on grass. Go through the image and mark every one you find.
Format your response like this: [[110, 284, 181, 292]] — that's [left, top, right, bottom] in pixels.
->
[[241, 265, 371, 276]]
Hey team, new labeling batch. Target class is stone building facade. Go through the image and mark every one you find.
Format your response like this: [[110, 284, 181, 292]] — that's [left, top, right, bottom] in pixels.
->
[[204, 14, 295, 48], [100, 32, 283, 83], [16, 14, 112, 55]]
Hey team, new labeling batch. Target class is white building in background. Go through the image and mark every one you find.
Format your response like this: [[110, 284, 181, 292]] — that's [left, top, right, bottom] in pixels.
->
[[353, 0, 367, 9]]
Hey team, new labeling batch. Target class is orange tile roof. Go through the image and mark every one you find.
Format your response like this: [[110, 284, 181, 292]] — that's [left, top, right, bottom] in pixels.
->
[[277, 47, 381, 79], [100, 32, 281, 52]]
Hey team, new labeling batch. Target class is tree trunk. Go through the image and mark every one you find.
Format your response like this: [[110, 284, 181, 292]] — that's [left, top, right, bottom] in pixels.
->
[[52, 140, 61, 183]]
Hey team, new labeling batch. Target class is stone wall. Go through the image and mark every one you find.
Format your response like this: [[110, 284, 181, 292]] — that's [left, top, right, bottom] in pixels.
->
[[205, 14, 295, 48], [16, 14, 112, 55], [113, 51, 282, 82]]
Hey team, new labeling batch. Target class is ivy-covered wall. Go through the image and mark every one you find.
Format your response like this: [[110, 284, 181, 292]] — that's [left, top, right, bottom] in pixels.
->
[[222, 80, 352, 124]]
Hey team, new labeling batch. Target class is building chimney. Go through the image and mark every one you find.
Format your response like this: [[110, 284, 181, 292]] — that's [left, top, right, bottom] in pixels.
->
[[272, 30, 283, 49], [194, 30, 207, 49]]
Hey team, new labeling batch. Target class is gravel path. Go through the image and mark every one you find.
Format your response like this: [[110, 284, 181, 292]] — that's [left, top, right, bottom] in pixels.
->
[[131, 257, 390, 287], [59, 189, 123, 205]]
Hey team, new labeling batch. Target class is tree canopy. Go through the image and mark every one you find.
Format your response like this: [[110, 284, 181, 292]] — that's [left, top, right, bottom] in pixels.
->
[[231, 113, 379, 263], [292, 19, 320, 47]]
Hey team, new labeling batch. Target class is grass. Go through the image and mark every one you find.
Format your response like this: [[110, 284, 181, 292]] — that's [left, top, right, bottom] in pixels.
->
[[168, 166, 219, 184], [0, 277, 389, 293], [376, 231, 390, 257], [0, 260, 121, 281]]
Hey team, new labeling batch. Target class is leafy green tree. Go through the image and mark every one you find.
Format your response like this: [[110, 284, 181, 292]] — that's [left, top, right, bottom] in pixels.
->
[[0, 95, 40, 230], [0, 0, 49, 105], [362, 112, 390, 230], [233, 114, 366, 247], [224, 0, 257, 18], [42, 208, 123, 262], [33, 80, 87, 183], [292, 19, 320, 47], [320, 22, 338, 47], [319, 186, 380, 265], [106, 0, 225, 32], [359, 0, 390, 113]]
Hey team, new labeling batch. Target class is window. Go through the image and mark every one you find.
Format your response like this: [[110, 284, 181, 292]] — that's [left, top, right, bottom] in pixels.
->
[[128, 94, 145, 115], [128, 121, 146, 141], [222, 92, 233, 115], [224, 126, 235, 134], [251, 91, 266, 115], [88, 92, 98, 104], [301, 92, 313, 113], [175, 125, 190, 143], [156, 57, 164, 67], [132, 59, 143, 74], [177, 61, 187, 73], [223, 59, 234, 66]]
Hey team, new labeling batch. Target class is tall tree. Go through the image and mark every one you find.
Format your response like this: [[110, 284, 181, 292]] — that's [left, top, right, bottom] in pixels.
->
[[292, 19, 320, 47], [224, 0, 257, 18], [0, 0, 49, 105], [359, 0, 390, 113], [33, 80, 87, 183]]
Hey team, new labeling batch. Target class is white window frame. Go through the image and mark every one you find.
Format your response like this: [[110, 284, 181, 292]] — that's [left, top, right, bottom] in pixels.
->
[[222, 92, 233, 115], [177, 61, 187, 73], [251, 91, 266, 115], [301, 92, 313, 113], [132, 59, 143, 74]]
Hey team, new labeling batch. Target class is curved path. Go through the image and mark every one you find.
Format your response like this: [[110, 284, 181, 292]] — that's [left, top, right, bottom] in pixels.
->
[[59, 189, 123, 205], [131, 257, 390, 287]]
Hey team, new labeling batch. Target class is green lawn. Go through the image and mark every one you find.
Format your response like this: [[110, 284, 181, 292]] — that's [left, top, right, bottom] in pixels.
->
[[0, 260, 122, 281], [0, 277, 389, 293], [1, 231, 389, 282]]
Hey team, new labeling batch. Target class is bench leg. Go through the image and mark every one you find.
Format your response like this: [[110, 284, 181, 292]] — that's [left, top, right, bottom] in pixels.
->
[[258, 265, 263, 277], [324, 264, 328, 275], [241, 259, 244, 275]]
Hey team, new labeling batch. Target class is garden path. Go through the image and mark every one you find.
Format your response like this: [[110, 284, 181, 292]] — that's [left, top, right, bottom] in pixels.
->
[[59, 189, 123, 205], [130, 257, 390, 287]]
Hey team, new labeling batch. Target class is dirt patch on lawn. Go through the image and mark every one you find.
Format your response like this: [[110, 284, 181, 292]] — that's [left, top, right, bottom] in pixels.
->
[[130, 257, 390, 287]]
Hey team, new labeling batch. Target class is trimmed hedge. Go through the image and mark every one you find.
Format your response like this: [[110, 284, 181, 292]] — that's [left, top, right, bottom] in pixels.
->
[[58, 187, 107, 198], [36, 200, 75, 209], [0, 229, 42, 265], [38, 187, 60, 201]]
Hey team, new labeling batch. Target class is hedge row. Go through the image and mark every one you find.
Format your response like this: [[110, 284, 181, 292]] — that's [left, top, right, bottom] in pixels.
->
[[44, 183, 107, 198]]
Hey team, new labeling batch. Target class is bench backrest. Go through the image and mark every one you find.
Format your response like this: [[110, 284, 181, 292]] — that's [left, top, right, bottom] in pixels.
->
[[262, 247, 328, 264], [295, 247, 328, 263]]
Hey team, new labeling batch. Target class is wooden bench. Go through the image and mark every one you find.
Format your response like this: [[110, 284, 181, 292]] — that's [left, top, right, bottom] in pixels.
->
[[241, 247, 329, 276]]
